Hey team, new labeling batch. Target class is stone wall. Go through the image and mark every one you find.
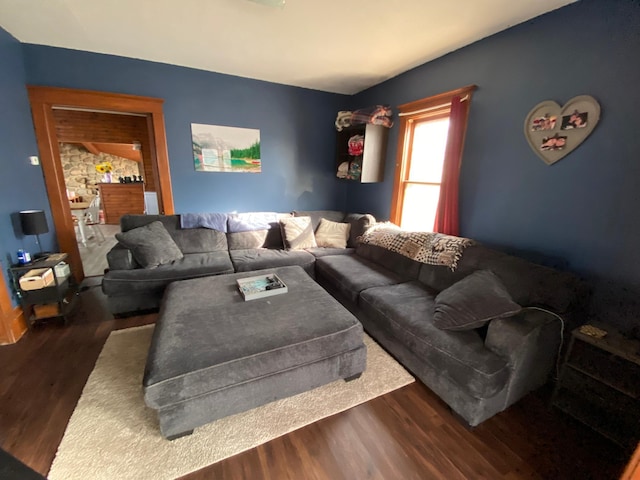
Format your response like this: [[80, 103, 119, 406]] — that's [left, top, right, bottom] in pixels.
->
[[60, 143, 140, 199]]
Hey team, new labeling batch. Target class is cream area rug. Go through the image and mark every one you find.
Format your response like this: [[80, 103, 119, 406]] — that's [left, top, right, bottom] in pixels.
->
[[48, 325, 414, 480]]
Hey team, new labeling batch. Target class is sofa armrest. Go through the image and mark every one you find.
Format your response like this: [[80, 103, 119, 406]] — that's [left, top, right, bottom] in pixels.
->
[[106, 244, 138, 271], [485, 310, 563, 406]]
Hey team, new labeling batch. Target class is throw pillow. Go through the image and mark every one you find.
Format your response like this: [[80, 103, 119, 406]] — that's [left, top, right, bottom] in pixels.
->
[[433, 270, 521, 331], [315, 218, 351, 249], [279, 216, 317, 250], [115, 221, 184, 268]]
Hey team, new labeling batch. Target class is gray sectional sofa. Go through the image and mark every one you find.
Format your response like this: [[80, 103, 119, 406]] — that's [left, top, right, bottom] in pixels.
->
[[102, 210, 375, 315], [102, 210, 588, 426], [315, 240, 588, 426]]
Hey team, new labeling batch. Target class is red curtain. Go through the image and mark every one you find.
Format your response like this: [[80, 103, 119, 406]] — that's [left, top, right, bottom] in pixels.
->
[[433, 95, 469, 236]]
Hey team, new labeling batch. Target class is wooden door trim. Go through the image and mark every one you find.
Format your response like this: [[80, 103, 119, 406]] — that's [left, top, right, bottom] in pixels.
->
[[27, 86, 174, 282], [621, 442, 640, 480], [0, 268, 27, 345]]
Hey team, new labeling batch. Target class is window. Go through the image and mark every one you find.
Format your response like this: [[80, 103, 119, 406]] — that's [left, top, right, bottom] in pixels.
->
[[390, 86, 475, 231]]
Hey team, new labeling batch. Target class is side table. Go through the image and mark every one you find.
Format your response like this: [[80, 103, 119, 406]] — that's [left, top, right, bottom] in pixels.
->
[[9, 253, 79, 327], [551, 321, 640, 449]]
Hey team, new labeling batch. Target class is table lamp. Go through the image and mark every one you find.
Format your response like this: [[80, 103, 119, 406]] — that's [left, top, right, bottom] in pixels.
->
[[19, 209, 49, 258]]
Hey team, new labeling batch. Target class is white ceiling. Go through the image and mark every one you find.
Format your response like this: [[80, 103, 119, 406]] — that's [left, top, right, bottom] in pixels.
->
[[0, 0, 575, 95]]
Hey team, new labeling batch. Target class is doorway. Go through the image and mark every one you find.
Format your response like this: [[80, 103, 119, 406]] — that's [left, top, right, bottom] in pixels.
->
[[27, 87, 174, 282]]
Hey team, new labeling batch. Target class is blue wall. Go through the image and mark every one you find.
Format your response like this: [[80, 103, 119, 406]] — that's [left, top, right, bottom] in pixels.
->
[[22, 45, 349, 214], [0, 29, 55, 306], [351, 0, 640, 329]]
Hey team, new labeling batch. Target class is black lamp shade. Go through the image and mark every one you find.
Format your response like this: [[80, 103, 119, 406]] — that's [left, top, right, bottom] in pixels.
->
[[20, 210, 49, 236]]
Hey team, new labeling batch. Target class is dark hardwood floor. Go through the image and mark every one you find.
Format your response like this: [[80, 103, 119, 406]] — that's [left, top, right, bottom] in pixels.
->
[[0, 283, 629, 479]]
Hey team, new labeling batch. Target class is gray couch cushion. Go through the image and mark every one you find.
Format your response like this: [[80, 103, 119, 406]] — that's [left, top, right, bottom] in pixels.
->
[[418, 244, 586, 313], [229, 248, 315, 273], [356, 243, 421, 280], [106, 244, 138, 270], [315, 254, 406, 303], [115, 221, 184, 268], [227, 212, 285, 232], [121, 214, 180, 233], [170, 228, 228, 254], [293, 210, 345, 230], [433, 270, 522, 331], [143, 265, 364, 408], [102, 252, 234, 296], [227, 230, 275, 250], [120, 214, 227, 254], [226, 212, 291, 249], [343, 213, 376, 248], [359, 281, 510, 399], [306, 247, 356, 258]]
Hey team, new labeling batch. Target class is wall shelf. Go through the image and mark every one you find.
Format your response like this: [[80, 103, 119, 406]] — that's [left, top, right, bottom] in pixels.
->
[[335, 124, 388, 183]]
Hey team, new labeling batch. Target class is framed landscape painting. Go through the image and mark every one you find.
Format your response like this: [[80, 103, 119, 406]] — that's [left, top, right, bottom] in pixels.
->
[[191, 123, 261, 173]]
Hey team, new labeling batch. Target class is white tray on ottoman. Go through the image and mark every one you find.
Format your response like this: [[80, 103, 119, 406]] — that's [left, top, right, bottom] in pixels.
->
[[143, 265, 367, 440]]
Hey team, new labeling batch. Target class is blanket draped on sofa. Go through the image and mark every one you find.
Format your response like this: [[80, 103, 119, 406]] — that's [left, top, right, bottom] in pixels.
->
[[358, 224, 474, 270]]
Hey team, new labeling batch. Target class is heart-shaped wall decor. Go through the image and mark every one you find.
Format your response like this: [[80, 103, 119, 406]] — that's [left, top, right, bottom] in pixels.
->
[[524, 95, 600, 165]]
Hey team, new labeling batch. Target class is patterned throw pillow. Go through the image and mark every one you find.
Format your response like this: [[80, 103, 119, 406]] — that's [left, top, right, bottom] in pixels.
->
[[279, 216, 317, 250], [315, 218, 351, 249]]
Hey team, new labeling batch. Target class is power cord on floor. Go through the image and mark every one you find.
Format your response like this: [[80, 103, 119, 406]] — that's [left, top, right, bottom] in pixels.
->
[[520, 306, 565, 380]]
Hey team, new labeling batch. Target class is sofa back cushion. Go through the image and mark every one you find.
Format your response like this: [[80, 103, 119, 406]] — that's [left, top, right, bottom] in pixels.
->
[[293, 210, 375, 248], [121, 214, 180, 233], [119, 214, 228, 254], [355, 243, 421, 280], [172, 229, 228, 254], [343, 213, 376, 248], [418, 244, 587, 313], [226, 212, 290, 250], [293, 210, 345, 230]]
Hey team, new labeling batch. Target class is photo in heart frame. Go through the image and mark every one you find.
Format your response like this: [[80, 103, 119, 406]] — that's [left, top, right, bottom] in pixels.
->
[[524, 95, 600, 165]]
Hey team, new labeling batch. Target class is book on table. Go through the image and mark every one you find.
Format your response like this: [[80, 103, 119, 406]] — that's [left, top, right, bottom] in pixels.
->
[[237, 273, 288, 301]]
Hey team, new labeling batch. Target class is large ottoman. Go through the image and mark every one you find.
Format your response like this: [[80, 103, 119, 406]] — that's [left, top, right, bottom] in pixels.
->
[[143, 265, 367, 439]]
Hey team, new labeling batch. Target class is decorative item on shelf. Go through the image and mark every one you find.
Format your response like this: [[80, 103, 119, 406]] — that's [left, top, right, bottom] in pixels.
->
[[335, 105, 394, 131], [524, 95, 600, 165], [347, 135, 364, 156], [95, 161, 113, 182], [336, 161, 349, 179], [339, 135, 364, 180], [347, 158, 362, 181], [579, 324, 608, 339], [17, 249, 31, 265], [19, 209, 49, 258]]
